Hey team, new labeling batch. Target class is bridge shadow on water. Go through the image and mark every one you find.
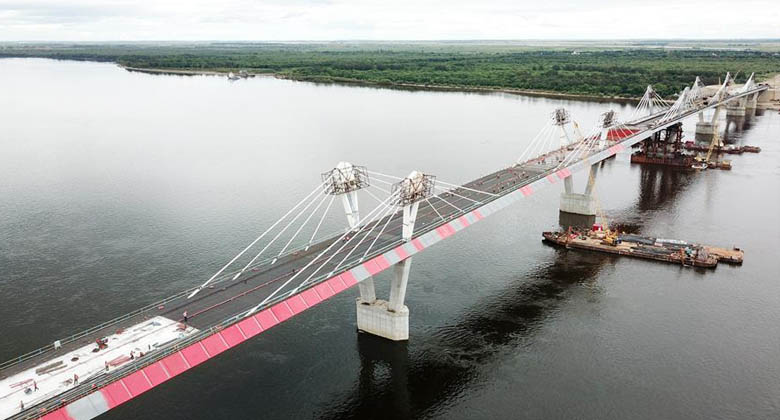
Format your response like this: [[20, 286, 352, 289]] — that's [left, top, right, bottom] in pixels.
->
[[636, 166, 693, 213], [314, 158, 709, 419], [317, 253, 606, 420]]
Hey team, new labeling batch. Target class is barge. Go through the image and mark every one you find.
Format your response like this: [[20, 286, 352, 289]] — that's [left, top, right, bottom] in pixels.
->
[[630, 153, 696, 169], [683, 141, 761, 154], [542, 228, 743, 267]]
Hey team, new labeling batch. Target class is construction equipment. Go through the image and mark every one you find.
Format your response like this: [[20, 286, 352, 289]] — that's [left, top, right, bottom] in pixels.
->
[[704, 120, 722, 164], [697, 120, 731, 169]]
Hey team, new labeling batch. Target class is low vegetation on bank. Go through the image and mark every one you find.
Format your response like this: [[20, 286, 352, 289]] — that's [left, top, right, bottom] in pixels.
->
[[2, 42, 778, 98]]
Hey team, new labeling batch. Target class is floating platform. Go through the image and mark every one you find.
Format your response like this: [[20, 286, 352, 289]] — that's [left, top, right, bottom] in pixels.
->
[[683, 141, 761, 154], [542, 230, 743, 268], [630, 153, 696, 170]]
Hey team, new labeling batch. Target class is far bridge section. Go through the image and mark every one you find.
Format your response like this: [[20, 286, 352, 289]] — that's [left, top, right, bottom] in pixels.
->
[[0, 74, 767, 420]]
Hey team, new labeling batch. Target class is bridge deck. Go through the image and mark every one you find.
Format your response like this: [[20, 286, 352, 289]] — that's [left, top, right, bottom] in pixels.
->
[[0, 85, 766, 420]]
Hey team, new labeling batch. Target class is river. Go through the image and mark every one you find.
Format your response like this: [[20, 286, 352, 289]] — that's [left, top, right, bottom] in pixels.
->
[[1, 58, 779, 420]]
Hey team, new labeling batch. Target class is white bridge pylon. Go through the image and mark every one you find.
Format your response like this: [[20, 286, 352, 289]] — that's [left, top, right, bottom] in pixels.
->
[[321, 162, 378, 303]]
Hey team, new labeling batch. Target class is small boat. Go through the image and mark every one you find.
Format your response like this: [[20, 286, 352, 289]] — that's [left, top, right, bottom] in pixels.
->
[[227, 72, 240, 81], [708, 160, 732, 170], [691, 162, 708, 170]]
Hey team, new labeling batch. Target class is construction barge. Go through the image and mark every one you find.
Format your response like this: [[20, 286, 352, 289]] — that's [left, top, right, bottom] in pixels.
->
[[683, 141, 761, 154], [542, 228, 743, 268]]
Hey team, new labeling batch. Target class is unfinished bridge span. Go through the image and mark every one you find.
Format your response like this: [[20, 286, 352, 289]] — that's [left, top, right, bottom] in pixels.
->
[[0, 73, 768, 420]]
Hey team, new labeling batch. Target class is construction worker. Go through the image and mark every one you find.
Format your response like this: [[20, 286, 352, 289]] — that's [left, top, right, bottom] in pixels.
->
[[73, 374, 78, 385], [33, 380, 38, 391]]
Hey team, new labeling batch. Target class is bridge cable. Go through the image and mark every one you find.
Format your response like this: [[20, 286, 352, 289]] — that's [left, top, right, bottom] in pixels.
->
[[296, 190, 400, 290], [320, 190, 400, 276], [431, 194, 466, 214], [334, 198, 399, 270], [188, 179, 329, 299], [307, 195, 336, 250], [245, 189, 400, 314], [276, 191, 332, 258], [425, 197, 447, 222], [363, 186, 387, 205], [362, 202, 402, 260], [233, 178, 332, 280], [434, 185, 483, 206]]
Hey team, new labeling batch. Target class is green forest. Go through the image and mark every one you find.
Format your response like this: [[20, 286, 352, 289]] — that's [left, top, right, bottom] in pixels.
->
[[2, 42, 778, 97]]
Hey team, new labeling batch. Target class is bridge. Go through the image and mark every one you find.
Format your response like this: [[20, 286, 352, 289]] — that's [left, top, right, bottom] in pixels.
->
[[0, 73, 768, 420]]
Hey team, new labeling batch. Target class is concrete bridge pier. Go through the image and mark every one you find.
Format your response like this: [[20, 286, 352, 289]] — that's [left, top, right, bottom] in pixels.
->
[[559, 164, 598, 227], [726, 96, 747, 118], [695, 112, 714, 141], [356, 201, 418, 341], [744, 93, 758, 117], [357, 171, 433, 341], [726, 115, 745, 133]]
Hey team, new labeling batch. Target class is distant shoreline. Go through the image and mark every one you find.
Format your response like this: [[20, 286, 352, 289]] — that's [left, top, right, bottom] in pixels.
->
[[120, 65, 641, 104], [121, 66, 226, 76], [118, 65, 779, 108]]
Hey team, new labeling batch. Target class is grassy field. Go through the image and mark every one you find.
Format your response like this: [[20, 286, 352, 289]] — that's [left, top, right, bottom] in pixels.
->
[[2, 41, 779, 98]]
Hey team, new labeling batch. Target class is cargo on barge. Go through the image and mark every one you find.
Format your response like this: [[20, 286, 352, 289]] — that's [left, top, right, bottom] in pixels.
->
[[683, 141, 762, 154], [542, 229, 743, 268]]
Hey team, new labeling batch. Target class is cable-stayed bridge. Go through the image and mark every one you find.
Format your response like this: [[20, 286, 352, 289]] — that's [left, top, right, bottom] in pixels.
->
[[0, 73, 768, 420]]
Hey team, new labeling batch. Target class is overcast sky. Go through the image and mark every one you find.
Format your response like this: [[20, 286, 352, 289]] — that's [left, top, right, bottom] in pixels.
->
[[1, 0, 778, 41]]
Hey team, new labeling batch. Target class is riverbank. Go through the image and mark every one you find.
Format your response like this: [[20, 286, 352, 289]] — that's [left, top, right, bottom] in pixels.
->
[[120, 65, 273, 78], [117, 67, 780, 105], [119, 65, 642, 104], [275, 73, 643, 103]]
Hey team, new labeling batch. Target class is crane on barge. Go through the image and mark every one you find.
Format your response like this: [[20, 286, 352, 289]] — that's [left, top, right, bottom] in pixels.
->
[[693, 119, 731, 170]]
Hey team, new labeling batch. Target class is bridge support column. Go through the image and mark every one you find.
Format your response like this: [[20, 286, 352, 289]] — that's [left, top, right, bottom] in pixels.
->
[[356, 171, 433, 342], [559, 164, 598, 227], [744, 93, 757, 117], [695, 111, 714, 141], [342, 190, 378, 304], [727, 97, 747, 118], [726, 105, 746, 117], [356, 202, 418, 341]]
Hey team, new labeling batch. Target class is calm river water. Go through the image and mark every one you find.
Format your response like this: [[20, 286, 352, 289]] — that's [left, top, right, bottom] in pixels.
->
[[1, 58, 779, 419]]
